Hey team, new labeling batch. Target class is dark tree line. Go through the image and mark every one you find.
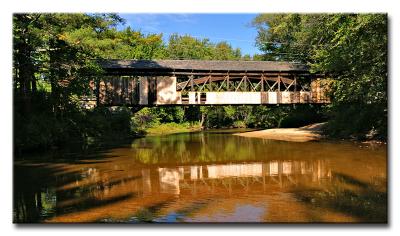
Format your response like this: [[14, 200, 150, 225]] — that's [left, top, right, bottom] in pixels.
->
[[252, 14, 387, 139], [13, 13, 387, 153]]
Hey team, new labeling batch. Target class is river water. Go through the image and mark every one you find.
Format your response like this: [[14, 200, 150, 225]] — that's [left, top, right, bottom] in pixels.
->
[[14, 130, 387, 223]]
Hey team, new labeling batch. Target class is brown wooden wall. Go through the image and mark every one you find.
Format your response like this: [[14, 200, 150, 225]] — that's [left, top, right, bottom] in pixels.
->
[[92, 77, 140, 106], [86, 77, 331, 106]]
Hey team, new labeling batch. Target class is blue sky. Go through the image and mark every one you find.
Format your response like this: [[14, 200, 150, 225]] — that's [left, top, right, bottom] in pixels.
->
[[117, 14, 261, 56]]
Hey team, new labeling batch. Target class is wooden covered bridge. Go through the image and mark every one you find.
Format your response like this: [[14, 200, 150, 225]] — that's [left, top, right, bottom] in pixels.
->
[[85, 59, 331, 107]]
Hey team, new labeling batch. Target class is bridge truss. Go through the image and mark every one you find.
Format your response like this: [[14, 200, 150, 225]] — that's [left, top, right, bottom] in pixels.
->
[[82, 60, 331, 108]]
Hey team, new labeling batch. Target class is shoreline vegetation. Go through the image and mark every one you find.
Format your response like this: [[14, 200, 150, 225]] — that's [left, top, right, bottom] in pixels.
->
[[13, 13, 387, 155], [144, 122, 203, 136], [147, 122, 386, 145]]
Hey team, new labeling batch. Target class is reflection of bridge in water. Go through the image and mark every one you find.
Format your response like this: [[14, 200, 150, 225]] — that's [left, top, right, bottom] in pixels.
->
[[141, 160, 331, 195], [83, 60, 331, 108]]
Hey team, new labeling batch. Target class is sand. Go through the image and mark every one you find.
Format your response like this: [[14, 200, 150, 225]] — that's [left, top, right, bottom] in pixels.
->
[[233, 123, 326, 142]]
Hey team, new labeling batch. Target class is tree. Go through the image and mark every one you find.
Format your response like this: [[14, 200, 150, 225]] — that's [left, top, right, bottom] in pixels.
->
[[13, 14, 124, 113], [213, 42, 241, 60], [166, 34, 214, 60], [13, 14, 43, 111], [65, 26, 165, 60], [13, 13, 133, 152], [253, 14, 387, 139]]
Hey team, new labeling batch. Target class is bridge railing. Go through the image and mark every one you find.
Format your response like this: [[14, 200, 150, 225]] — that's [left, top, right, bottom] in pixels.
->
[[81, 74, 331, 107]]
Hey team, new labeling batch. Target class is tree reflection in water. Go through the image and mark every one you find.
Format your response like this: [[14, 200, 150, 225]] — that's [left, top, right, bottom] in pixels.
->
[[14, 131, 387, 223]]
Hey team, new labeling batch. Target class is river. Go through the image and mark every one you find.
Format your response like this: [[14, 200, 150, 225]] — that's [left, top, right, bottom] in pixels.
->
[[13, 130, 387, 223]]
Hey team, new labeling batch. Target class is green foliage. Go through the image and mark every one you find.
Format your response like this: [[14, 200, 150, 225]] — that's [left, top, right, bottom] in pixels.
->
[[145, 122, 202, 136], [165, 34, 242, 60], [213, 42, 242, 60], [201, 106, 234, 128], [13, 13, 136, 154], [14, 13, 385, 155], [166, 34, 214, 59], [253, 13, 387, 140], [324, 103, 387, 140], [132, 107, 197, 135], [131, 107, 161, 132], [279, 105, 326, 128], [193, 105, 324, 129], [14, 92, 135, 153], [150, 107, 185, 123], [65, 26, 166, 59], [232, 120, 246, 128], [14, 13, 276, 155]]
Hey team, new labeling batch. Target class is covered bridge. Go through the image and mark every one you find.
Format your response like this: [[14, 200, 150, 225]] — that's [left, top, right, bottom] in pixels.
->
[[86, 59, 330, 107]]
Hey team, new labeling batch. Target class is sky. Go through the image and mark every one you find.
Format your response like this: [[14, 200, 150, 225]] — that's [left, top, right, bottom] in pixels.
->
[[117, 13, 262, 56]]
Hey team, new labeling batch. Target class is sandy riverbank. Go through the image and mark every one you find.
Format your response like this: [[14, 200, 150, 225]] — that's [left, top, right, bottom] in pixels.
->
[[233, 123, 326, 142]]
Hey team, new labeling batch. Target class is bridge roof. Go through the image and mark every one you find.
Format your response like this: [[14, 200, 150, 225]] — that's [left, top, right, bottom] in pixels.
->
[[99, 59, 309, 73]]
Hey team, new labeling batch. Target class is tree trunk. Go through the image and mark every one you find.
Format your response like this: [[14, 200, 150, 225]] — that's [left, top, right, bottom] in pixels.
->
[[31, 74, 37, 94], [200, 112, 205, 128], [14, 15, 38, 114]]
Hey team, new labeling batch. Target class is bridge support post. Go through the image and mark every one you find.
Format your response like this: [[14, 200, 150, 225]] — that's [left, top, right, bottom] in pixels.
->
[[190, 75, 194, 92], [139, 76, 149, 105], [278, 73, 281, 92], [226, 74, 230, 91], [261, 74, 264, 92]]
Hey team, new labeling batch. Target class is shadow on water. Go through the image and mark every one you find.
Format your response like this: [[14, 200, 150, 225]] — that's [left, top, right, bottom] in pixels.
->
[[126, 201, 174, 223], [292, 172, 387, 223], [122, 199, 213, 223], [14, 131, 387, 223], [13, 143, 140, 223]]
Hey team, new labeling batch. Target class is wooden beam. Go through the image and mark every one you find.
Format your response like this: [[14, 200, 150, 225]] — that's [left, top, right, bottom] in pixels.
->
[[200, 76, 210, 91], [278, 74, 281, 91], [180, 78, 191, 91], [217, 75, 228, 92], [261, 74, 264, 92], [176, 75, 295, 90], [285, 80, 295, 91], [248, 78, 257, 91], [243, 75, 247, 91], [190, 75, 194, 91], [235, 76, 245, 92], [209, 75, 213, 91], [254, 80, 262, 91], [227, 74, 230, 91]]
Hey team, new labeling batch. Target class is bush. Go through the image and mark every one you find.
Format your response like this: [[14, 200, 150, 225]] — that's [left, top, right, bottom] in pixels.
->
[[14, 93, 136, 154], [233, 120, 246, 128], [145, 122, 202, 135], [279, 105, 326, 128], [325, 103, 387, 140]]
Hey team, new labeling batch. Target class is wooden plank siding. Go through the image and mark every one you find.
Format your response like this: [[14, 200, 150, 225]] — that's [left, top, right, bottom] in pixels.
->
[[82, 60, 331, 107], [90, 77, 330, 106]]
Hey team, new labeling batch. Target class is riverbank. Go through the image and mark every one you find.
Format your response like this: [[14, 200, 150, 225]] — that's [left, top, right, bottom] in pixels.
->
[[14, 129, 387, 223], [233, 123, 326, 142], [145, 122, 203, 136]]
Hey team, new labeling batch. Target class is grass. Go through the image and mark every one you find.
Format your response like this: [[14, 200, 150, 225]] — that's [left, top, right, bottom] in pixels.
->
[[145, 122, 202, 136]]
